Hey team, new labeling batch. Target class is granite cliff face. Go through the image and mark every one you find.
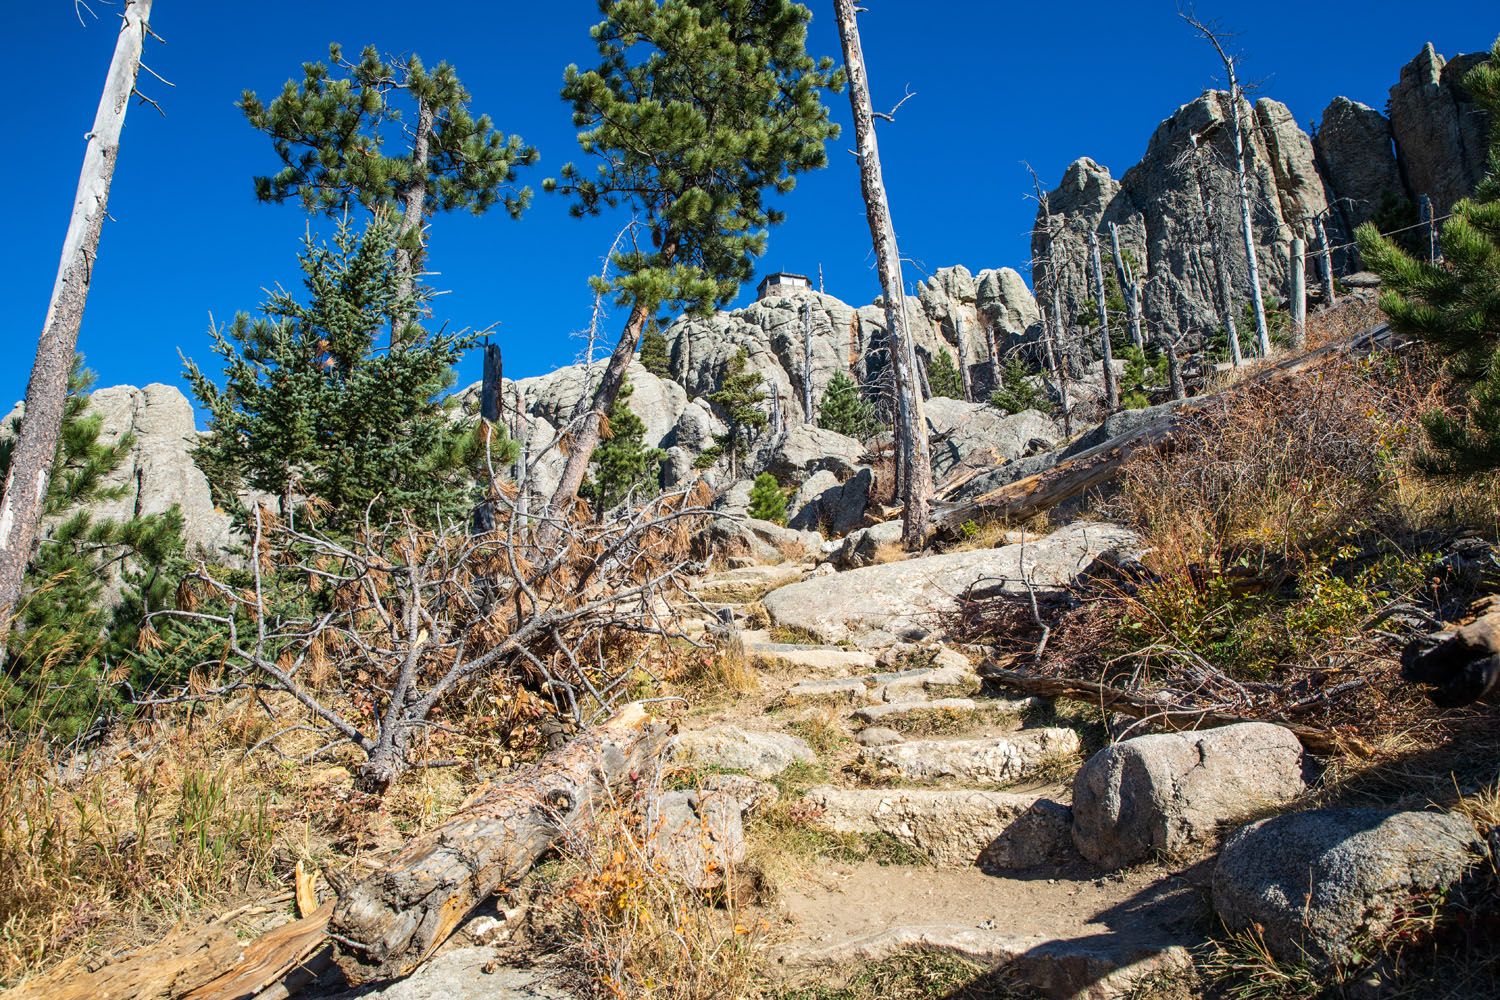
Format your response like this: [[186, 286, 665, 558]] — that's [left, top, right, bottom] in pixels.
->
[[1035, 43, 1490, 356]]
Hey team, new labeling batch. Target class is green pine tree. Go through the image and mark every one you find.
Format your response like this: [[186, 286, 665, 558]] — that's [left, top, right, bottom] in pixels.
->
[[582, 380, 666, 512], [1357, 37, 1500, 471], [927, 350, 965, 400], [240, 44, 537, 286], [184, 215, 507, 532], [0, 360, 186, 740], [1118, 346, 1156, 410], [638, 322, 671, 377], [989, 356, 1053, 415], [748, 472, 789, 525], [543, 0, 843, 505], [817, 371, 879, 439], [707, 348, 768, 479]]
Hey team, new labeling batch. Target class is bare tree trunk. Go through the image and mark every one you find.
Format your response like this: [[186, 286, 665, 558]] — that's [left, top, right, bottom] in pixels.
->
[[472, 342, 503, 534], [835, 0, 932, 549], [0, 0, 153, 662], [985, 319, 1001, 389], [1191, 138, 1243, 367], [1289, 236, 1307, 351], [953, 317, 973, 402], [393, 97, 435, 326], [1419, 193, 1439, 264], [801, 302, 815, 422], [1088, 230, 1119, 411], [1161, 330, 1186, 400], [1050, 285, 1073, 436], [1184, 14, 1271, 358], [1314, 215, 1337, 306], [1108, 222, 1145, 353]]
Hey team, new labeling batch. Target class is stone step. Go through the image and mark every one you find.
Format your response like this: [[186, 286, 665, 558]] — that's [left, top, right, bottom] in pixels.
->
[[802, 786, 1075, 869], [670, 725, 814, 780], [782, 663, 982, 707], [750, 644, 878, 676], [857, 729, 1082, 787], [850, 695, 1040, 730], [689, 564, 808, 603]]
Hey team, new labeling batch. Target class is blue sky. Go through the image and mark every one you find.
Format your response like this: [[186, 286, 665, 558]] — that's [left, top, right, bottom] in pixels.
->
[[3, 2, 1492, 410]]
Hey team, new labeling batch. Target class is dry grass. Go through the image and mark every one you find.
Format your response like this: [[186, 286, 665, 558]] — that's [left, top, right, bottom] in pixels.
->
[[667, 634, 760, 698], [1305, 296, 1387, 351], [772, 953, 1024, 999]]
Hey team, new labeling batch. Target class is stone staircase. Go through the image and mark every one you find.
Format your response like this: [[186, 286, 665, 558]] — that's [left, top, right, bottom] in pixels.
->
[[669, 560, 1205, 999]]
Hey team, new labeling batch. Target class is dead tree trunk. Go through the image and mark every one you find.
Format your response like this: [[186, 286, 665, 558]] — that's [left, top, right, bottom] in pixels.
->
[[1289, 236, 1307, 350], [472, 342, 504, 534], [835, 0, 932, 549], [1420, 193, 1439, 263], [331, 704, 668, 984], [1050, 285, 1073, 436], [1108, 223, 1145, 354], [1088, 230, 1119, 412], [1184, 14, 1271, 358], [1314, 215, 1337, 306], [801, 302, 815, 422], [1190, 136, 1243, 368], [1161, 330, 1187, 400], [0, 0, 154, 662], [954, 316, 973, 402]]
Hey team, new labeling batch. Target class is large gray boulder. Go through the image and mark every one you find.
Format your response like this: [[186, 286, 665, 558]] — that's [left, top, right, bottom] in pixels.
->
[[763, 520, 1141, 646], [832, 520, 903, 570], [1071, 723, 1307, 869], [924, 399, 1060, 481], [764, 423, 865, 484], [3, 385, 236, 561], [1213, 808, 1484, 969], [648, 789, 747, 892], [787, 467, 871, 537]]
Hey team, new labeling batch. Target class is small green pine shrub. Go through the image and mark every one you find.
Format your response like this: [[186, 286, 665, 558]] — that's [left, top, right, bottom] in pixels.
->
[[748, 473, 789, 524]]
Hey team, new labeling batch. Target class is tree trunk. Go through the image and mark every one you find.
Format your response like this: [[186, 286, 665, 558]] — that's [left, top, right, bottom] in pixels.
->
[[1088, 230, 1119, 411], [835, 0, 933, 550], [801, 302, 815, 422], [1050, 285, 1073, 436], [1314, 215, 1337, 306], [1223, 86, 1271, 357], [331, 704, 668, 984], [1161, 329, 1186, 400], [1108, 223, 1145, 354], [394, 97, 435, 316], [0, 0, 153, 663], [1419, 193, 1439, 264], [472, 342, 503, 534], [1289, 236, 1307, 351], [954, 316, 973, 402], [1192, 140, 1243, 368]]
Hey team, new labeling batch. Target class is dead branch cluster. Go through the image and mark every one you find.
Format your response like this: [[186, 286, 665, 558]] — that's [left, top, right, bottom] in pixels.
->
[[151, 480, 716, 793]]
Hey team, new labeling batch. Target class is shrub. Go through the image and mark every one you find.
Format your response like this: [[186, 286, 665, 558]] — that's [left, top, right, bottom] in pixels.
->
[[989, 355, 1052, 415], [818, 371, 879, 439], [748, 473, 789, 524]]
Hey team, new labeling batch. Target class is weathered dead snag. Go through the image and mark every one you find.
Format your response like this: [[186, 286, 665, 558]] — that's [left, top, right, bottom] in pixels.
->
[[328, 703, 670, 984]]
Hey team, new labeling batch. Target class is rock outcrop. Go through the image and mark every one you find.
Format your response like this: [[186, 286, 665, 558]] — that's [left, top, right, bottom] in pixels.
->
[[1388, 43, 1493, 216], [1213, 807, 1484, 969]]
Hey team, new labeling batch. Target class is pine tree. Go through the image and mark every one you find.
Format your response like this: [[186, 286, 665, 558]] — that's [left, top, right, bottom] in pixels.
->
[[817, 371, 879, 439], [184, 215, 505, 532], [748, 472, 789, 525], [638, 322, 671, 377], [543, 0, 843, 512], [989, 356, 1053, 415], [582, 380, 666, 512], [927, 350, 964, 399], [240, 44, 537, 295], [0, 359, 186, 740], [707, 348, 769, 479], [1357, 37, 1500, 471]]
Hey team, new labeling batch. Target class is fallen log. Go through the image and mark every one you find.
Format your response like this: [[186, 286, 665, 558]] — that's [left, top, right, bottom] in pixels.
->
[[4, 921, 243, 1000], [329, 702, 669, 984], [982, 664, 1373, 757], [934, 324, 1396, 537], [181, 903, 333, 1000]]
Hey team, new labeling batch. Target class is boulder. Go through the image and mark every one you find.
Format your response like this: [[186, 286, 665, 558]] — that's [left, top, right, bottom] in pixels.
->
[[924, 400, 1060, 481], [764, 424, 865, 484], [698, 774, 780, 815], [832, 521, 903, 570], [787, 467, 871, 537], [648, 789, 747, 892], [763, 520, 1142, 646], [1213, 808, 1484, 969], [1071, 723, 1307, 869], [672, 725, 814, 780], [855, 727, 904, 747]]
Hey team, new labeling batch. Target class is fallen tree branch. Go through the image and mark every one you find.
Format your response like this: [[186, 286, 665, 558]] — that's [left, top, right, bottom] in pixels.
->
[[329, 702, 670, 984], [981, 662, 1373, 757]]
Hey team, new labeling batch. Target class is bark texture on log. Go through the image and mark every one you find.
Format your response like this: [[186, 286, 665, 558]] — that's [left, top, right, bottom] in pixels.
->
[[0, 0, 152, 661], [981, 665, 1371, 757], [5, 921, 241, 1000], [330, 704, 668, 984]]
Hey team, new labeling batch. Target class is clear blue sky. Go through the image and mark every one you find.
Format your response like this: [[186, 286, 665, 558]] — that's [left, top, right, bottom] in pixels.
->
[[3, 2, 1492, 410]]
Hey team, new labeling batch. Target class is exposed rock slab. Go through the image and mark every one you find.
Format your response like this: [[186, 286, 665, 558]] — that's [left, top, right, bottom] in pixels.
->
[[1071, 723, 1307, 869], [671, 725, 814, 779], [804, 787, 1074, 868], [748, 644, 877, 676], [859, 729, 1081, 786], [689, 563, 804, 603], [322, 955, 576, 999], [762, 521, 1141, 646], [1213, 807, 1483, 969]]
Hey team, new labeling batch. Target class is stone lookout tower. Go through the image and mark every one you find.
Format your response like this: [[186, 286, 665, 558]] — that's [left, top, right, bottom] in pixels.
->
[[756, 272, 811, 300]]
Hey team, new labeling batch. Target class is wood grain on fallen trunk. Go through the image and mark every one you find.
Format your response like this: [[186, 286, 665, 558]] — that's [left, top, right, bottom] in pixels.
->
[[982, 664, 1372, 757], [329, 703, 669, 984]]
